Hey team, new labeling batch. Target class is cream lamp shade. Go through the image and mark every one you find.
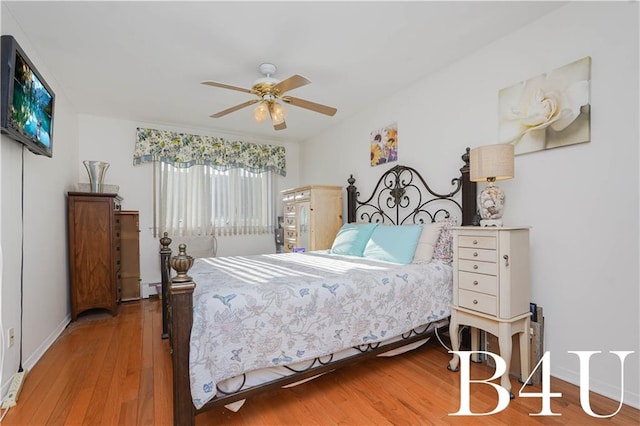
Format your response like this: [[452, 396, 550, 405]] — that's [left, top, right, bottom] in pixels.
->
[[470, 143, 514, 182], [469, 144, 515, 227]]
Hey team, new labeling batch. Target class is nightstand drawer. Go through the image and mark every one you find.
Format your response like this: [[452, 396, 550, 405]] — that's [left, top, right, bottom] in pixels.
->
[[458, 259, 497, 276], [459, 289, 497, 316], [458, 247, 496, 262], [458, 235, 497, 250], [459, 271, 497, 295]]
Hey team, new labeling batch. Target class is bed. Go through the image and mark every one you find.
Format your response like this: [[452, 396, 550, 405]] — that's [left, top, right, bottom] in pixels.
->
[[160, 148, 477, 425]]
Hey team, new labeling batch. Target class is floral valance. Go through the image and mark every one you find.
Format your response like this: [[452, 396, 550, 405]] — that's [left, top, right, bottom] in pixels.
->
[[133, 127, 286, 176]]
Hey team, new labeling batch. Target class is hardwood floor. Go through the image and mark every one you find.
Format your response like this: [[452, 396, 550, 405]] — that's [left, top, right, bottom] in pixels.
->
[[3, 299, 638, 425]]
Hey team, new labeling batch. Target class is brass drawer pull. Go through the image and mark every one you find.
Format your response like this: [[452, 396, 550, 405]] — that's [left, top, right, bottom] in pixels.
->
[[473, 240, 478, 245], [473, 264, 478, 270], [473, 299, 478, 305], [473, 252, 478, 257], [473, 280, 478, 285]]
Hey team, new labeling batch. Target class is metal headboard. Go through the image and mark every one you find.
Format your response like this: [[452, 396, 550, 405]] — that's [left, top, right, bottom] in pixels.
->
[[346, 149, 476, 226]]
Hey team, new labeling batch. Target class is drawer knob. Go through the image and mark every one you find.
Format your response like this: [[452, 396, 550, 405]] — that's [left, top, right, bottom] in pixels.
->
[[473, 280, 478, 285], [473, 299, 478, 305], [473, 240, 478, 245], [473, 264, 478, 270], [473, 252, 478, 257], [503, 254, 509, 267]]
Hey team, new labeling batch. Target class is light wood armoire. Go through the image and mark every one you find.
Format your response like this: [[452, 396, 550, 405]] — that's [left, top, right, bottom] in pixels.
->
[[67, 192, 122, 320], [281, 185, 342, 253], [119, 211, 141, 301]]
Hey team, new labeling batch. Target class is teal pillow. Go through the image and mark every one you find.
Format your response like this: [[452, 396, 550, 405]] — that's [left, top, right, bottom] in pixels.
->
[[330, 223, 379, 256], [363, 224, 424, 264]]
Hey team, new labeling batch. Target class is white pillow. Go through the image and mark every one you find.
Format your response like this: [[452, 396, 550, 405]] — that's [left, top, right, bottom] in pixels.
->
[[412, 222, 444, 264]]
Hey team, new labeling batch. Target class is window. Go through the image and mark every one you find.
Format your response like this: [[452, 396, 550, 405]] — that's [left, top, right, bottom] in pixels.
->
[[134, 127, 286, 238], [154, 162, 276, 237]]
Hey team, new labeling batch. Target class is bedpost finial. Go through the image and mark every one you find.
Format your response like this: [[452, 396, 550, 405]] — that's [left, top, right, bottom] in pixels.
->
[[171, 243, 194, 283], [462, 147, 471, 165], [460, 147, 471, 175], [347, 174, 355, 186], [160, 232, 172, 250]]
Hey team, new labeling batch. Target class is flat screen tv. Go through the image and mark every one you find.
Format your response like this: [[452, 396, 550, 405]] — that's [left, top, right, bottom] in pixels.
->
[[1, 35, 55, 158]]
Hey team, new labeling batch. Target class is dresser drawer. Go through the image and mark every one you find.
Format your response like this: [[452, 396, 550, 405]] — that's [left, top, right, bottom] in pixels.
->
[[459, 289, 497, 316], [458, 235, 496, 250], [284, 203, 296, 214], [284, 216, 296, 228], [458, 259, 497, 276], [458, 247, 496, 262], [285, 229, 297, 240], [295, 190, 310, 200], [458, 271, 497, 295]]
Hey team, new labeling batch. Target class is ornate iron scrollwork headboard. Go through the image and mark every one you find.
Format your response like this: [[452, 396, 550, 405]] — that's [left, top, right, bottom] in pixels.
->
[[346, 148, 477, 226]]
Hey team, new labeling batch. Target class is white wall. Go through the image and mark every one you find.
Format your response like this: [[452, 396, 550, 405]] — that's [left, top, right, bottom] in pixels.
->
[[77, 115, 301, 294], [301, 2, 639, 408], [1, 4, 80, 394]]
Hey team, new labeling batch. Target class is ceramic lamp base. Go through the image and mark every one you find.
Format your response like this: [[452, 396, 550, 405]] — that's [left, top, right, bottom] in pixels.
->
[[478, 183, 506, 225]]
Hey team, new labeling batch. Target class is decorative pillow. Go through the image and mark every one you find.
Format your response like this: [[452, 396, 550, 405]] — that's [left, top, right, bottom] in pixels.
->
[[330, 223, 379, 256], [363, 224, 423, 264], [412, 222, 444, 264], [432, 215, 459, 263]]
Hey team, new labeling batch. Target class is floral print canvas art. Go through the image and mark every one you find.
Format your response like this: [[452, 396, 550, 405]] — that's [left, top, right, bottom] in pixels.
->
[[370, 123, 398, 166], [498, 56, 591, 155]]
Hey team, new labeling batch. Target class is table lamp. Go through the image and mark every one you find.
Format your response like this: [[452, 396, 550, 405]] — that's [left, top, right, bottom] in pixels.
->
[[470, 144, 514, 227]]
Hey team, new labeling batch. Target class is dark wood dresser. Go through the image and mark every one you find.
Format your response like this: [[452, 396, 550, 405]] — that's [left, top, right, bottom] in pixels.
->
[[67, 192, 122, 320]]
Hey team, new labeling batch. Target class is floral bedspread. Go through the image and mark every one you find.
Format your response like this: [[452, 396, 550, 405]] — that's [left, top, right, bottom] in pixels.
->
[[188, 251, 452, 409]]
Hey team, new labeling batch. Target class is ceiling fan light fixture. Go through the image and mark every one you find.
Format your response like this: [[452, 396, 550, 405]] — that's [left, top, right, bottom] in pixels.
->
[[271, 102, 287, 125], [253, 102, 269, 123], [203, 62, 336, 130]]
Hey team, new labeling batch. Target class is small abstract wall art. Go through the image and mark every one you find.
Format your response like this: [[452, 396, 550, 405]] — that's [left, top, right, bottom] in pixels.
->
[[498, 56, 591, 156], [370, 123, 398, 166]]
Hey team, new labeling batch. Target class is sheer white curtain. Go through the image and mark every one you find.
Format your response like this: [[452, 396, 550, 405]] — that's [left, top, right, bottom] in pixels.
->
[[154, 161, 276, 237]]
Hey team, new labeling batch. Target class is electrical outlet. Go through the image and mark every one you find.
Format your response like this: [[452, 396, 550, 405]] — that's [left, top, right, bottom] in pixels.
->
[[8, 328, 14, 348]]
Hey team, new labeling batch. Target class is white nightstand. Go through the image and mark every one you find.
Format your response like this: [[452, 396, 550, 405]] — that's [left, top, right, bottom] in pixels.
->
[[448, 226, 531, 396]]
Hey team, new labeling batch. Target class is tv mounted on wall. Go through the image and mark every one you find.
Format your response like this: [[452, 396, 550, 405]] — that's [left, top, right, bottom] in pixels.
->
[[1, 35, 55, 158]]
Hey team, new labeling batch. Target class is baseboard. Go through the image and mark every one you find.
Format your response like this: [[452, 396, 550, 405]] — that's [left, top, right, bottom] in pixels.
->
[[141, 282, 160, 299], [553, 365, 640, 410], [1, 313, 71, 401]]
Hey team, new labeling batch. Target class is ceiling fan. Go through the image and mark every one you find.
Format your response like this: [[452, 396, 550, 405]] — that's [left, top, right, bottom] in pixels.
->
[[201, 63, 337, 131]]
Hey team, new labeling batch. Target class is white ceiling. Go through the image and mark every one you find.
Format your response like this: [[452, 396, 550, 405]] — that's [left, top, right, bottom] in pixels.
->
[[3, 1, 566, 143]]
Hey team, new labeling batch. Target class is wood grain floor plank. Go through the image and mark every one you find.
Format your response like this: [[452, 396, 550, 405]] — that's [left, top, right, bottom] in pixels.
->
[[150, 300, 172, 426], [99, 306, 138, 425], [63, 318, 114, 425]]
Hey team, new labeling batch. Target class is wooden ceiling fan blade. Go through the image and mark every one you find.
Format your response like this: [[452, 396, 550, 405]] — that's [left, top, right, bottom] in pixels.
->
[[201, 81, 254, 94], [281, 96, 337, 116], [273, 120, 287, 131], [210, 99, 259, 118], [273, 75, 311, 95]]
